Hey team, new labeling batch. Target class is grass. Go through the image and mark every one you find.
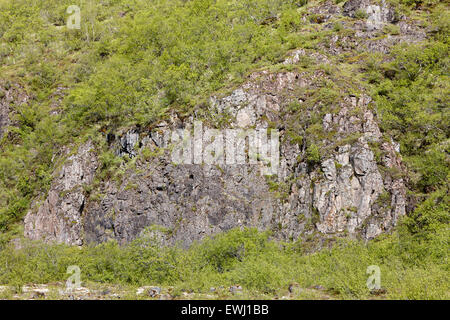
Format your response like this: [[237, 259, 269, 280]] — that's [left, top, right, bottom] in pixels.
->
[[0, 223, 448, 300]]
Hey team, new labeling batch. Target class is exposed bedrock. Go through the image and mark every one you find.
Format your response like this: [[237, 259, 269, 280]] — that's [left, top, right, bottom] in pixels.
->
[[24, 66, 406, 247]]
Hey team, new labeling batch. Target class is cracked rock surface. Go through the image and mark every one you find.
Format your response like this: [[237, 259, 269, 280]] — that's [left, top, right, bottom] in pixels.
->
[[24, 69, 406, 247], [24, 0, 411, 247]]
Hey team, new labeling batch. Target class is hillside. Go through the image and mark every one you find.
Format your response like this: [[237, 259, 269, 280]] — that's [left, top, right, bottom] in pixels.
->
[[0, 0, 448, 300]]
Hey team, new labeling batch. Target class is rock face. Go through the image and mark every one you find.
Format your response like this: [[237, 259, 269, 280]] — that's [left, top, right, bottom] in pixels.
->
[[24, 142, 98, 245], [0, 82, 29, 137], [24, 67, 406, 247], [343, 0, 398, 30], [313, 0, 425, 55], [23, 0, 411, 247], [117, 130, 140, 158], [0, 99, 8, 137]]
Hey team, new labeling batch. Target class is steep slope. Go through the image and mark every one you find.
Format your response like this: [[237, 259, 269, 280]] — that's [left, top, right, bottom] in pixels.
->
[[23, 0, 417, 246], [0, 0, 448, 300], [0, 0, 447, 249]]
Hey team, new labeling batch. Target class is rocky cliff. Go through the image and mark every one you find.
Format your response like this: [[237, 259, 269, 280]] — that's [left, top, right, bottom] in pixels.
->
[[0, 82, 29, 138], [24, 0, 419, 247]]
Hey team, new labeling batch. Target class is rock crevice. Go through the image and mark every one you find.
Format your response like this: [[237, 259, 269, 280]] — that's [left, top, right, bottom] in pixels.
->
[[24, 69, 406, 247]]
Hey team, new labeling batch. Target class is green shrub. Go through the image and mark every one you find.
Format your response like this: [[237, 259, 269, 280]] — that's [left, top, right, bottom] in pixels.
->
[[355, 9, 368, 19], [306, 143, 321, 164], [189, 228, 272, 273], [0, 226, 447, 299]]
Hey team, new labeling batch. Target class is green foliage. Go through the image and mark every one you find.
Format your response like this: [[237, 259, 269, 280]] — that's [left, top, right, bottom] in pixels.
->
[[98, 150, 122, 180], [0, 227, 448, 299], [333, 22, 343, 32], [354, 9, 368, 19], [403, 189, 449, 237], [63, 0, 304, 128], [306, 143, 321, 164], [0, 0, 448, 300], [0, 0, 308, 234], [398, 0, 441, 8], [367, 41, 449, 193], [383, 24, 400, 35], [188, 228, 272, 273]]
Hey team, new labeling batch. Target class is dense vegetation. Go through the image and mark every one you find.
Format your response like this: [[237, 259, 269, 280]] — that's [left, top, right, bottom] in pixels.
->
[[0, 0, 448, 299], [0, 226, 448, 299], [0, 0, 309, 237]]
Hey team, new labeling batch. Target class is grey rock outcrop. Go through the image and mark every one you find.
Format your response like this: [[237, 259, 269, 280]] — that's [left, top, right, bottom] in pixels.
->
[[23, 2, 420, 246], [117, 130, 140, 158], [343, 0, 398, 30], [24, 66, 406, 247], [0, 94, 8, 137], [309, 0, 425, 55], [0, 82, 29, 138], [24, 142, 98, 245]]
